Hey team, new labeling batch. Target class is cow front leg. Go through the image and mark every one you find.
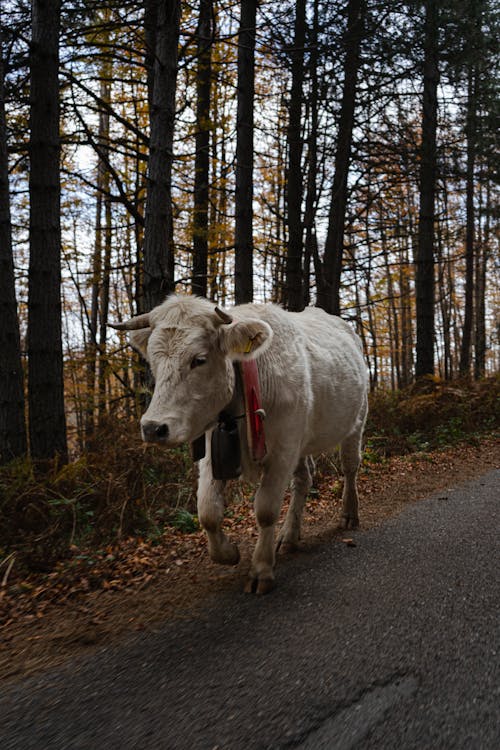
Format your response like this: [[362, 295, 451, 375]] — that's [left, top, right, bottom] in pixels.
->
[[245, 463, 291, 595], [276, 456, 313, 553], [197, 457, 240, 566]]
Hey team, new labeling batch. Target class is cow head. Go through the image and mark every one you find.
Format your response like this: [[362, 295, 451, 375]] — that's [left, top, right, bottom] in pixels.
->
[[112, 296, 273, 446]]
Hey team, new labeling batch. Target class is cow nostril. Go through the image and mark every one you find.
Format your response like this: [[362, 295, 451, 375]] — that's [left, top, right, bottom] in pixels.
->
[[155, 423, 168, 439], [141, 420, 169, 443]]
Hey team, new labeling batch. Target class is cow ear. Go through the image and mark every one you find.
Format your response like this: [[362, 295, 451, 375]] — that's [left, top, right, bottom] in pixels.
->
[[219, 319, 273, 361], [129, 328, 152, 360]]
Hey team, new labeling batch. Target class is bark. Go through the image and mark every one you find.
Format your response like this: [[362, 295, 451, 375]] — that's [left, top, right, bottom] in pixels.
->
[[97, 173, 112, 421], [415, 0, 439, 378], [142, 0, 181, 313], [399, 241, 413, 388], [437, 182, 456, 380], [0, 47, 27, 462], [27, 0, 67, 462], [400, 145, 416, 386], [192, 0, 213, 297], [353, 259, 371, 385], [209, 77, 230, 304], [284, 0, 306, 311], [436, 206, 452, 379], [86, 67, 111, 441], [85, 186, 102, 440], [144, 0, 160, 111], [302, 0, 319, 309], [234, 0, 256, 304], [459, 57, 478, 375], [381, 217, 401, 389], [363, 210, 377, 388], [474, 177, 489, 379], [317, 0, 366, 315]]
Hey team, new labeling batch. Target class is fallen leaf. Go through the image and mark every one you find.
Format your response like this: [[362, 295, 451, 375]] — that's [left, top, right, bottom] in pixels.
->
[[341, 538, 357, 547]]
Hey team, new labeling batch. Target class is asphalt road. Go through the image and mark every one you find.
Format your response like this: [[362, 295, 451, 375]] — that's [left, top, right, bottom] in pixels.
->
[[1, 469, 499, 750]]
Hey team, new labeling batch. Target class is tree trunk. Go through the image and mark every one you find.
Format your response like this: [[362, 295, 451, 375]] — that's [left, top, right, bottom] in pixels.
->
[[85, 185, 102, 441], [415, 0, 439, 379], [234, 0, 256, 304], [142, 0, 181, 313], [474, 177, 489, 379], [381, 216, 401, 389], [192, 0, 213, 297], [27, 0, 67, 462], [209, 75, 230, 304], [144, 0, 160, 111], [303, 0, 319, 309], [317, 0, 366, 315], [97, 175, 112, 422], [399, 239, 413, 388], [459, 58, 478, 375], [0, 48, 27, 463], [85, 63, 111, 441], [284, 0, 306, 311]]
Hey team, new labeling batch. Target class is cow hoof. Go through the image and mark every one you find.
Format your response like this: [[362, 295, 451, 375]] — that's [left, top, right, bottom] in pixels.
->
[[339, 515, 359, 530], [211, 543, 240, 566], [276, 540, 299, 555], [276, 530, 300, 554], [243, 576, 275, 595]]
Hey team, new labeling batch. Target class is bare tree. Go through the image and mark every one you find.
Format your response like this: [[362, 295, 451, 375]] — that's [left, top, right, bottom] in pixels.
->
[[316, 0, 366, 316]]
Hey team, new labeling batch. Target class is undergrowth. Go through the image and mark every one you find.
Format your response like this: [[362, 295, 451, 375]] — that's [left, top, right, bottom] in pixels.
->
[[0, 376, 498, 577], [365, 375, 499, 458], [0, 419, 196, 576]]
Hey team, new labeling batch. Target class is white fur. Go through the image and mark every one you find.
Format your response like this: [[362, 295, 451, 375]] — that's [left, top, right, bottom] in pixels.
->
[[127, 295, 369, 593]]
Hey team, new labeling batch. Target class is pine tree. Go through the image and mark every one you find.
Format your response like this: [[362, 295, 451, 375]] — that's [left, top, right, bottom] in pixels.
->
[[234, 0, 257, 304], [27, 0, 67, 461], [284, 0, 307, 311], [142, 0, 181, 312], [192, 0, 213, 297], [415, 0, 439, 378], [0, 41, 27, 463]]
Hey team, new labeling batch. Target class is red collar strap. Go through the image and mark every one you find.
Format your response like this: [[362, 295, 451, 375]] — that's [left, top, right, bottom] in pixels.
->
[[240, 360, 267, 461]]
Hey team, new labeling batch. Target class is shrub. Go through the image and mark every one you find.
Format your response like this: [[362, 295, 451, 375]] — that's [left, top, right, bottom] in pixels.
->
[[0, 420, 197, 574], [366, 375, 499, 457]]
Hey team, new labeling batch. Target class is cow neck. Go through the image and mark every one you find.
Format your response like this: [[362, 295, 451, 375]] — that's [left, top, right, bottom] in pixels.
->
[[191, 361, 267, 463]]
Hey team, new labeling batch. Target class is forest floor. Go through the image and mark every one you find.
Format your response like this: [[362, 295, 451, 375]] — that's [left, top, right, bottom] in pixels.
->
[[1, 434, 498, 684]]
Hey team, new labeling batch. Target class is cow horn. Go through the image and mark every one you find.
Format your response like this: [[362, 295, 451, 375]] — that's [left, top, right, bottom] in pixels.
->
[[109, 312, 151, 331], [215, 306, 233, 325]]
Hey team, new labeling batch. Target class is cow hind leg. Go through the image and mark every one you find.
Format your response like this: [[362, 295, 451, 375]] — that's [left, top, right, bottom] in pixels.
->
[[276, 456, 313, 554], [197, 459, 240, 566], [339, 427, 363, 530]]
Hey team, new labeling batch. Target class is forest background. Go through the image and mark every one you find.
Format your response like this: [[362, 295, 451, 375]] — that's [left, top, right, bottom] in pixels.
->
[[0, 0, 498, 576]]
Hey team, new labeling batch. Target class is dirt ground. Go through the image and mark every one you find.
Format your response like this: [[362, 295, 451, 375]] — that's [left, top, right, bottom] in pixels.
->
[[1, 436, 498, 683]]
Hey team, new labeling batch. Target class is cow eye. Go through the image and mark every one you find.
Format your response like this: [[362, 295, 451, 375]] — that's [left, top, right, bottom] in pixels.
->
[[190, 356, 207, 369]]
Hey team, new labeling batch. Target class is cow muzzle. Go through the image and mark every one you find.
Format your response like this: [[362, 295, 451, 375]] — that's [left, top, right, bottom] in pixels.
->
[[141, 419, 169, 444]]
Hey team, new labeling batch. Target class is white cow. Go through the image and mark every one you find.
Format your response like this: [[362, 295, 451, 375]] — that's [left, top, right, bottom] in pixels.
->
[[114, 294, 368, 594]]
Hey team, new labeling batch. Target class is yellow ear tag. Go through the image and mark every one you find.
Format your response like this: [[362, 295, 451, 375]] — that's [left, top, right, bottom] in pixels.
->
[[234, 339, 253, 355]]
